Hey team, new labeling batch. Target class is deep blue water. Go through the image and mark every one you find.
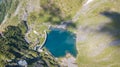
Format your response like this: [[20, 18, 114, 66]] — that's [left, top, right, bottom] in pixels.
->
[[45, 28, 77, 57]]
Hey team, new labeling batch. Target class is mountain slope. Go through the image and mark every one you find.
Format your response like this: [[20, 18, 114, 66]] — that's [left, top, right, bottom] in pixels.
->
[[76, 0, 120, 67], [1, 0, 120, 67]]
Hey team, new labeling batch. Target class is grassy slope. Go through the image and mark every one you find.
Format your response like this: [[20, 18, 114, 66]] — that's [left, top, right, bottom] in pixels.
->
[[1, 0, 120, 67], [0, 0, 59, 66], [53, 0, 83, 19], [0, 0, 20, 31], [76, 0, 120, 67]]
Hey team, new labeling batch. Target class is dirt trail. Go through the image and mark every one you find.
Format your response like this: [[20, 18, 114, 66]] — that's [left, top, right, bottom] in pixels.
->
[[72, 0, 94, 22], [72, 0, 108, 22], [13, 3, 22, 16], [0, 14, 8, 26]]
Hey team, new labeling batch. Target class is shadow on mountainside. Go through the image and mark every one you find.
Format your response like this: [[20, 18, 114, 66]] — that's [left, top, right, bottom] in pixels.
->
[[40, 0, 77, 29], [100, 11, 120, 46]]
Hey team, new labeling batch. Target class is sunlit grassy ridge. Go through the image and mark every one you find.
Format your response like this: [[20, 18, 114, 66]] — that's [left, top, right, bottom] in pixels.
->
[[53, 0, 83, 19], [22, 0, 120, 66], [76, 0, 120, 67], [1, 0, 120, 67], [0, 0, 19, 24], [0, 0, 60, 66]]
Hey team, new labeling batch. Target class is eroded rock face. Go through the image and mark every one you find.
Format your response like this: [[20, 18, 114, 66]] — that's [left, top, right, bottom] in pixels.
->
[[60, 53, 78, 67]]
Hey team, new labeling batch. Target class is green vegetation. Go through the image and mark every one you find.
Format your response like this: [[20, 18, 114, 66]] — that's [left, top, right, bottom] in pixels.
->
[[0, 15, 20, 31], [0, 25, 28, 66], [2, 0, 120, 67], [0, 22, 59, 67], [28, 0, 63, 25], [18, 21, 28, 35], [40, 48, 59, 67], [76, 0, 120, 67], [0, 0, 19, 24], [53, 0, 83, 18]]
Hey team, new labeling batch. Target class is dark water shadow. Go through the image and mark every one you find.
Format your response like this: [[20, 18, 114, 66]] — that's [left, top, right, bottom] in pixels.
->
[[44, 28, 77, 57], [100, 11, 120, 46]]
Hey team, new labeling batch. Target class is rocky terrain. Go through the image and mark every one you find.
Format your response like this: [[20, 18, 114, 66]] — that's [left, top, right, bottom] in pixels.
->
[[0, 0, 120, 67]]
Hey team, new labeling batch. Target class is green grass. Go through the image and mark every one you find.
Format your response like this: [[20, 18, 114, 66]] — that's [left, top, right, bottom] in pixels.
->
[[0, 0, 19, 24], [53, 0, 83, 18], [1, 0, 120, 67], [76, 0, 120, 67], [0, 15, 19, 31]]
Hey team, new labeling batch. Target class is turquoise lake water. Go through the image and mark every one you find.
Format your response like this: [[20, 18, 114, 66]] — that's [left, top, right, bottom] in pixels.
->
[[45, 28, 77, 57]]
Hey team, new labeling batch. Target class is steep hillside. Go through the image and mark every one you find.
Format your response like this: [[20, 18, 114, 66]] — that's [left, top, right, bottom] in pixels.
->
[[0, 0, 19, 24], [0, 0, 60, 67], [76, 0, 120, 67], [1, 0, 120, 67]]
